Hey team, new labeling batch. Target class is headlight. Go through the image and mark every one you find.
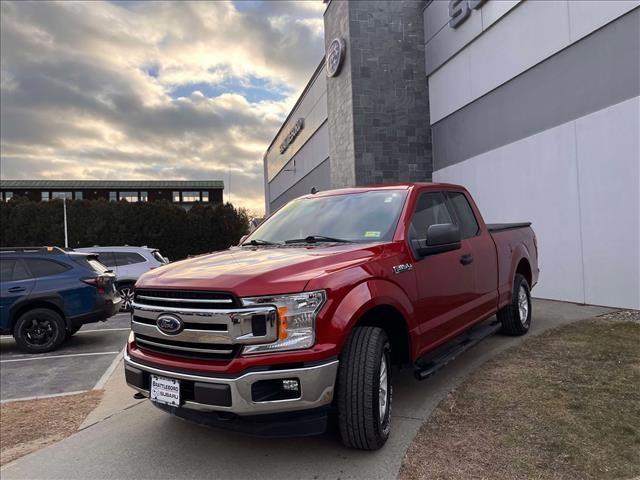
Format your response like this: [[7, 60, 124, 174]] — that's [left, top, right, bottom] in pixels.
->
[[240, 290, 326, 354]]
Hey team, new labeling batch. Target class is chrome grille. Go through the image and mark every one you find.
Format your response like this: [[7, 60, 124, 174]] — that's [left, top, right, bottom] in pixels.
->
[[134, 289, 238, 309], [131, 289, 278, 360], [134, 333, 239, 360]]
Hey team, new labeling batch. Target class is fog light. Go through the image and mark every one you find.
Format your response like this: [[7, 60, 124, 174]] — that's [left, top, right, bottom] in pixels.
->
[[282, 379, 300, 392], [251, 378, 301, 402]]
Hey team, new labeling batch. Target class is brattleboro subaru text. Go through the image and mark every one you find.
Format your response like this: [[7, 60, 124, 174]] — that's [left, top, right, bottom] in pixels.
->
[[124, 183, 539, 450]]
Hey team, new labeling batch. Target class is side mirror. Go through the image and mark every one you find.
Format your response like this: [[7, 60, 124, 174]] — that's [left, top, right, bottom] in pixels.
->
[[412, 223, 461, 257], [238, 235, 248, 246]]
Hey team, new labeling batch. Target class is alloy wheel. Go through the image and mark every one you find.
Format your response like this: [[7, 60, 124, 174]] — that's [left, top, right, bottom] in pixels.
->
[[119, 287, 134, 311], [379, 354, 389, 422], [518, 285, 529, 326], [22, 318, 57, 348]]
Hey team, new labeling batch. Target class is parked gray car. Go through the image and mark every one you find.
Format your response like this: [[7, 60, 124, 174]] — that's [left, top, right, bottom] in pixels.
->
[[75, 246, 169, 311]]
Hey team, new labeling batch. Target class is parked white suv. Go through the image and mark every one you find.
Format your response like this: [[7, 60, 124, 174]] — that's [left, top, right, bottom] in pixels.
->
[[75, 246, 169, 311]]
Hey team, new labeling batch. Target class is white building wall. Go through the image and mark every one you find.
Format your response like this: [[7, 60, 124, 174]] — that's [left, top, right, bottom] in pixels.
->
[[434, 97, 639, 309], [426, 0, 639, 123]]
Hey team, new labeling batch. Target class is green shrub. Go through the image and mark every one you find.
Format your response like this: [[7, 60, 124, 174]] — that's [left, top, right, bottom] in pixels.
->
[[0, 197, 249, 260]]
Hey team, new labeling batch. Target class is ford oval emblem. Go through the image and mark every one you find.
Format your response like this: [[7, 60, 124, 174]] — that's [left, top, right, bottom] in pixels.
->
[[156, 314, 184, 335]]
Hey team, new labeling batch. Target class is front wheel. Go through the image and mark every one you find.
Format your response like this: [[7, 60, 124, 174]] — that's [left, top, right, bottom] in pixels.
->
[[337, 326, 392, 450], [497, 273, 532, 336]]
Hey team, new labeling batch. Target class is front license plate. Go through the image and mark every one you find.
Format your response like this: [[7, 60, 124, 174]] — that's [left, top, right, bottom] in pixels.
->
[[150, 375, 180, 407]]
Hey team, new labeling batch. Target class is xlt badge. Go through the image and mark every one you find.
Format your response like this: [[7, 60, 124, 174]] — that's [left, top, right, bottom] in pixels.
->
[[392, 263, 414, 274]]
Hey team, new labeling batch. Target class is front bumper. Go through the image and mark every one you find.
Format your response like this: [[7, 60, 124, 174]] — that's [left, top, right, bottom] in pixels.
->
[[124, 352, 339, 416]]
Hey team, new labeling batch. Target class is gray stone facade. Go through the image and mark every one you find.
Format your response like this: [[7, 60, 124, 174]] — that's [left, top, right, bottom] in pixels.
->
[[324, 0, 432, 188]]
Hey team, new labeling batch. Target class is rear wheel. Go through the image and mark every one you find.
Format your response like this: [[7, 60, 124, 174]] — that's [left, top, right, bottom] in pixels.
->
[[117, 284, 135, 312], [497, 273, 531, 336], [337, 326, 392, 450], [13, 308, 66, 353]]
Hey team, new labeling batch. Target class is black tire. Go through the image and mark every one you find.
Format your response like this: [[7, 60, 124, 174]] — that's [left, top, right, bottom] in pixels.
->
[[117, 284, 135, 312], [337, 326, 392, 450], [497, 273, 532, 336], [67, 325, 82, 337], [13, 308, 67, 353]]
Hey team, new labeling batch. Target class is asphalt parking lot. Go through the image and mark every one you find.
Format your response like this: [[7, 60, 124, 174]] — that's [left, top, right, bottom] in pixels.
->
[[1, 300, 616, 479], [0, 313, 131, 402]]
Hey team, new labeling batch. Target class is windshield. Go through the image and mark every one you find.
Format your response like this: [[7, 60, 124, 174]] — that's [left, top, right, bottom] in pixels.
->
[[245, 190, 408, 245]]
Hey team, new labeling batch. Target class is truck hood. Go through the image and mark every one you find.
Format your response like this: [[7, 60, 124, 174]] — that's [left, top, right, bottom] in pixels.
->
[[136, 244, 381, 297]]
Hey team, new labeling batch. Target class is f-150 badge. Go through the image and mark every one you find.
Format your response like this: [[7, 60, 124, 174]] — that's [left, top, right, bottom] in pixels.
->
[[393, 263, 413, 274]]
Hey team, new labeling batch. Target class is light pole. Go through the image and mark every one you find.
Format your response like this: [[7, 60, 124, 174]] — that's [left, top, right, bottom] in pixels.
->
[[63, 194, 69, 248]]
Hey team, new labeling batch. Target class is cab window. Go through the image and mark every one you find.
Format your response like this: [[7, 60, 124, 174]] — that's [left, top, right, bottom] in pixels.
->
[[408, 192, 453, 243], [447, 192, 479, 239]]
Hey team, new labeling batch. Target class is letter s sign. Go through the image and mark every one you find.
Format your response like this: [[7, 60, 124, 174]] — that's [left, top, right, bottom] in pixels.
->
[[448, 0, 487, 29]]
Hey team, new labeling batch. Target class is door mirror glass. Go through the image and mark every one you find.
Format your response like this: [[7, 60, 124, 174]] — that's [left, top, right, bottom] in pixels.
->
[[413, 223, 461, 257], [238, 235, 248, 246]]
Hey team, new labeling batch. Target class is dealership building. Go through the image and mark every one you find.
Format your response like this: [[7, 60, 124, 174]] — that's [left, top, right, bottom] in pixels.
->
[[263, 0, 639, 309]]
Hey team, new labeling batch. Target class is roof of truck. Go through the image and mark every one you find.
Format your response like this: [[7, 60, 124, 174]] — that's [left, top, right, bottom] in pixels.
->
[[305, 182, 465, 198]]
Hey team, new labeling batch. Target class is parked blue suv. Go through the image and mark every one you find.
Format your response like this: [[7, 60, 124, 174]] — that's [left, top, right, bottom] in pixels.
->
[[0, 247, 121, 353]]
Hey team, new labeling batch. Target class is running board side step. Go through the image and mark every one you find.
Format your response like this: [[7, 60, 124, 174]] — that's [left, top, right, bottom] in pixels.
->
[[414, 321, 501, 381]]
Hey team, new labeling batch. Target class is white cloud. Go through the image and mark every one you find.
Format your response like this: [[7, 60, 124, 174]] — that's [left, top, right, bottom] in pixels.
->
[[0, 0, 325, 214]]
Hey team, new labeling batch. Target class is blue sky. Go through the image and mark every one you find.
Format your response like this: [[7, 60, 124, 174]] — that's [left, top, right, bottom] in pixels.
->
[[0, 0, 325, 214], [168, 76, 290, 103]]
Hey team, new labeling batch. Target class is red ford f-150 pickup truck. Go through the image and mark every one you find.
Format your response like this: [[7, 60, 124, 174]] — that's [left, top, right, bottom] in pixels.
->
[[125, 183, 538, 450]]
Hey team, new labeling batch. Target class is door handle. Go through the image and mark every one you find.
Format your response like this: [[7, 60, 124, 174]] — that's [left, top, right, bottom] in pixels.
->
[[8, 286, 26, 293], [460, 254, 474, 266]]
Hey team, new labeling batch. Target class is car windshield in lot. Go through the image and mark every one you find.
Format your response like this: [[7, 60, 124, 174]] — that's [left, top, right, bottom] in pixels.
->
[[245, 190, 408, 245]]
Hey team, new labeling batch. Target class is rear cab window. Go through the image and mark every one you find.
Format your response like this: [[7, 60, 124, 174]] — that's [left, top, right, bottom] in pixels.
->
[[446, 192, 479, 239]]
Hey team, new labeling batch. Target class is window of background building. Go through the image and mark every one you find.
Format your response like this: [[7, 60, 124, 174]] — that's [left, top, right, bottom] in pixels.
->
[[173, 191, 180, 202], [119, 192, 138, 202], [3, 192, 13, 201], [201, 191, 209, 202], [41, 192, 50, 201], [109, 192, 117, 202], [140, 191, 148, 202], [181, 191, 200, 202], [52, 192, 72, 200], [74, 191, 83, 200]]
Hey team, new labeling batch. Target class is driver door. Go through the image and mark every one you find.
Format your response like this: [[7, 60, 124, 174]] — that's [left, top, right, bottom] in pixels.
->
[[409, 191, 476, 355]]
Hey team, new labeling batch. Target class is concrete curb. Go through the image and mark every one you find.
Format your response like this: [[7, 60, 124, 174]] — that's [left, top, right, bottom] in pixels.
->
[[79, 351, 144, 430]]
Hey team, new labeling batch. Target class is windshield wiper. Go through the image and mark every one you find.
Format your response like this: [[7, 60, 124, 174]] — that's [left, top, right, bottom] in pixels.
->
[[284, 235, 353, 244], [243, 239, 278, 246]]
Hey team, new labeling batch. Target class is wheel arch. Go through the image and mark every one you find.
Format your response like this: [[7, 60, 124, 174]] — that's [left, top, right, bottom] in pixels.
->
[[11, 300, 66, 332], [354, 304, 412, 366], [515, 257, 532, 287], [329, 279, 416, 366]]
